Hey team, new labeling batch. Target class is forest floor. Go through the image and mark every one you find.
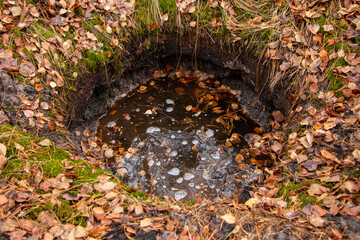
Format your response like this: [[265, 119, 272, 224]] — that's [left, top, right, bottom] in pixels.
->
[[0, 0, 359, 239]]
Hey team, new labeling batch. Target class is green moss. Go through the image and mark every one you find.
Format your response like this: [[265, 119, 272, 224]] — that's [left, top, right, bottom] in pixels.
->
[[277, 183, 301, 201], [87, 13, 102, 26], [0, 124, 107, 182], [83, 50, 110, 71], [353, 170, 360, 178], [30, 21, 55, 39], [74, 7, 83, 17], [299, 195, 318, 207], [11, 27, 25, 38], [320, 182, 334, 188]]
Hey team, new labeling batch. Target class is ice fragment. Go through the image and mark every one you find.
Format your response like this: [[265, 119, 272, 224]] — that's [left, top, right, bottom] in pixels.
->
[[168, 168, 180, 176], [174, 190, 187, 200]]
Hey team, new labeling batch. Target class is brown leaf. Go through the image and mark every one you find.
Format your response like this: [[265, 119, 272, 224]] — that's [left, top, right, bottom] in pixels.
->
[[0, 143, 6, 156], [35, 83, 44, 91], [329, 204, 340, 215], [280, 62, 290, 71], [134, 202, 144, 215], [311, 205, 327, 217], [283, 210, 300, 220], [270, 141, 283, 153], [175, 87, 184, 94], [310, 216, 326, 227], [309, 83, 318, 93], [23, 110, 34, 118], [342, 206, 360, 216], [343, 181, 360, 193], [0, 195, 8, 206], [62, 193, 79, 201], [220, 213, 236, 225], [302, 160, 318, 171], [153, 70, 163, 79], [322, 24, 334, 32], [93, 207, 106, 220], [94, 181, 116, 193], [140, 218, 152, 228], [320, 150, 336, 161], [75, 226, 89, 238], [19, 62, 36, 77], [9, 6, 22, 17], [308, 184, 329, 195], [48, 121, 56, 131], [300, 137, 312, 148], [272, 110, 284, 122], [308, 24, 320, 34]]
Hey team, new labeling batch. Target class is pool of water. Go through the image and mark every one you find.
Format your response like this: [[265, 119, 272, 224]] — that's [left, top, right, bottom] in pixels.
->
[[96, 70, 263, 200]]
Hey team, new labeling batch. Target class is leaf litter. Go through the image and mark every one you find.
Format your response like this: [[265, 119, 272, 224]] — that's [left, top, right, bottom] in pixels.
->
[[0, 0, 359, 239]]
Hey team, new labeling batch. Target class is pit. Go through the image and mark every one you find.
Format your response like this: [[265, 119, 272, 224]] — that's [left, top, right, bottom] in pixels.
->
[[69, 34, 290, 201]]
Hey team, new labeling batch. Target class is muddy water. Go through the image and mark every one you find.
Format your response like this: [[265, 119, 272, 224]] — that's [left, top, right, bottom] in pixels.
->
[[97, 72, 263, 200]]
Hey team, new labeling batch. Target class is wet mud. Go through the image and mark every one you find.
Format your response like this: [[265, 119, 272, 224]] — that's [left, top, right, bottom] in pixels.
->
[[96, 70, 264, 201]]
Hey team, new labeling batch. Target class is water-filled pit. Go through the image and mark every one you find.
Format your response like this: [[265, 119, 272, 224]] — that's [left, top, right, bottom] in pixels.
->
[[96, 69, 267, 201]]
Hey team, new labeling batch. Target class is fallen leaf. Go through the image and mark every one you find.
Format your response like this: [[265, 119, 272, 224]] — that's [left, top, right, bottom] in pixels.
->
[[0, 143, 6, 156], [19, 62, 36, 77], [140, 218, 152, 228], [320, 150, 336, 161], [308, 24, 320, 34], [0, 195, 8, 206], [94, 181, 116, 192], [310, 216, 326, 227], [93, 207, 106, 220], [38, 139, 51, 147], [308, 184, 329, 195], [220, 213, 236, 225], [302, 160, 318, 171], [175, 87, 184, 94], [134, 202, 144, 215], [322, 24, 334, 32], [283, 210, 300, 220], [343, 181, 359, 193]]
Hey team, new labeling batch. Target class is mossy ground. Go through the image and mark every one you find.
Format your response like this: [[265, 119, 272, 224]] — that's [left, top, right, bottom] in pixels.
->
[[0, 124, 109, 223]]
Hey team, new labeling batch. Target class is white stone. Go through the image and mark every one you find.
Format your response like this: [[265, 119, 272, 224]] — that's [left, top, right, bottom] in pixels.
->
[[166, 107, 173, 112]]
